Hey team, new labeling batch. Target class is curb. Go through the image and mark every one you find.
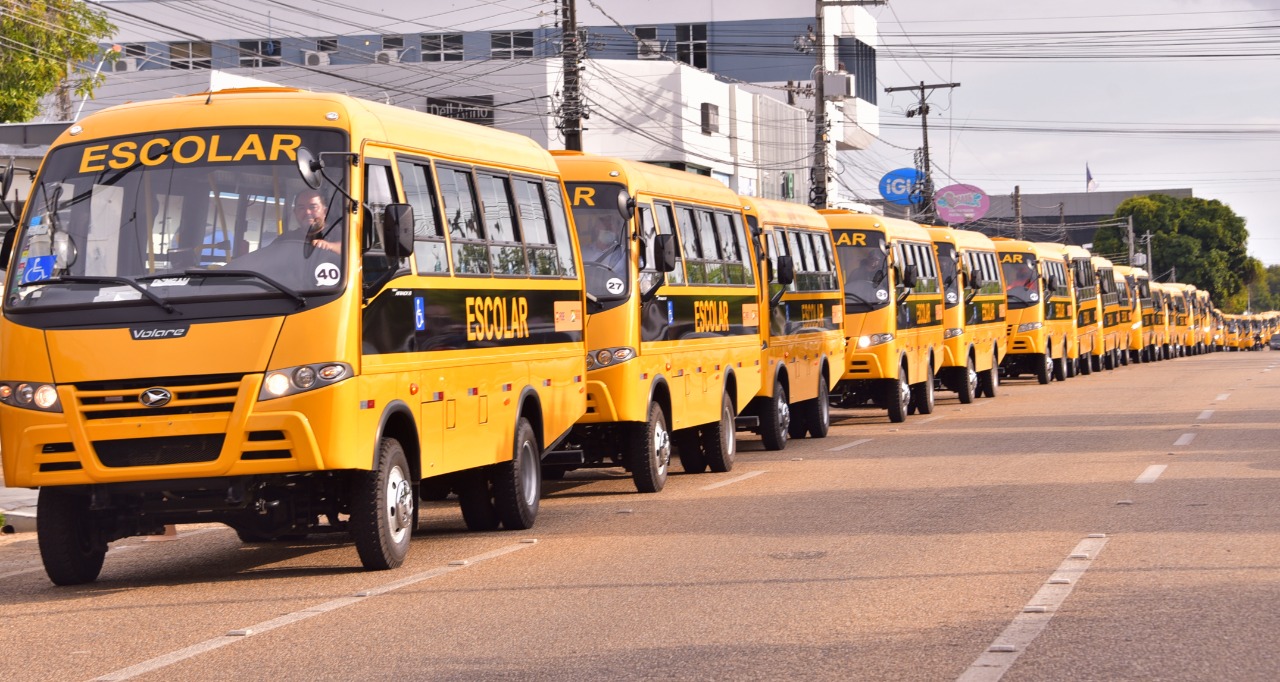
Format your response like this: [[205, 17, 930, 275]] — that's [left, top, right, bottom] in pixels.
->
[[1, 510, 37, 534]]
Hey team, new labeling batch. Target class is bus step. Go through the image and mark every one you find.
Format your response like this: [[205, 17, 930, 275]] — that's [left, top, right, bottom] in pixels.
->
[[542, 449, 585, 466], [734, 416, 760, 430]]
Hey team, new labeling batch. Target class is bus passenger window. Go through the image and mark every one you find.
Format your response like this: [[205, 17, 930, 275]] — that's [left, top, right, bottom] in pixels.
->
[[515, 179, 558, 277], [653, 201, 684, 285], [542, 180, 577, 277], [363, 162, 402, 291], [439, 167, 490, 275], [676, 206, 704, 283], [714, 212, 744, 284], [696, 210, 723, 284], [397, 159, 448, 275], [477, 173, 527, 276]]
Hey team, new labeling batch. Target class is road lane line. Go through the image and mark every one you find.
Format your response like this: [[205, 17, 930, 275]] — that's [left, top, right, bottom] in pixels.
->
[[915, 416, 945, 424], [828, 438, 872, 452], [90, 541, 538, 681], [699, 470, 765, 491], [1215, 393, 1230, 401], [1135, 465, 1167, 484], [1173, 433, 1197, 446], [957, 535, 1109, 682], [1197, 409, 1214, 420]]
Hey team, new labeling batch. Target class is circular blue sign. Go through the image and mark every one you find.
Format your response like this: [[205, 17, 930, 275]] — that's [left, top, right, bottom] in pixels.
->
[[879, 168, 923, 206]]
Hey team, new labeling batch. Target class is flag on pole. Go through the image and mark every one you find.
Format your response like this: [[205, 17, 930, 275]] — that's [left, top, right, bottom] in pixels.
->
[[1086, 164, 1099, 192]]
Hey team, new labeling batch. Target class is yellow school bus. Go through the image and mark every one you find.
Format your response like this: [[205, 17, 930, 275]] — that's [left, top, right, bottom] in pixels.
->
[[825, 211, 943, 422], [1062, 244, 1100, 374], [1164, 282, 1195, 357], [1114, 265, 1151, 363], [1149, 281, 1174, 359], [0, 88, 588, 584], [1194, 289, 1214, 352], [746, 197, 844, 449], [1093, 256, 1127, 369], [550, 152, 764, 491], [1033, 242, 1083, 379], [993, 238, 1069, 383], [924, 226, 1007, 401]]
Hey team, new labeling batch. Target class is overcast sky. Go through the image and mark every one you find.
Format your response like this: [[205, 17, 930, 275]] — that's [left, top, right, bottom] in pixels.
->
[[858, 0, 1280, 267]]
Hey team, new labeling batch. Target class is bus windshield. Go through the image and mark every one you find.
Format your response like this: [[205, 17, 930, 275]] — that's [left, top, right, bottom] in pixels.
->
[[936, 242, 960, 309], [837, 233, 889, 314], [1001, 254, 1040, 309], [565, 182, 631, 305], [6, 128, 348, 314]]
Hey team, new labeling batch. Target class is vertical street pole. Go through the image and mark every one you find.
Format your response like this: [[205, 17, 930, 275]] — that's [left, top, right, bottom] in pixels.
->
[[1013, 185, 1023, 239], [1127, 215, 1136, 265], [1145, 230, 1154, 276], [884, 81, 960, 223], [560, 0, 583, 151]]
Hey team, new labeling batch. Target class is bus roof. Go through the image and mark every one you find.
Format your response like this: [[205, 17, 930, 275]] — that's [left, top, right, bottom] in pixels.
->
[[990, 236, 1037, 253], [50, 87, 560, 175], [819, 209, 933, 242], [1091, 255, 1114, 269], [747, 197, 827, 231], [551, 151, 742, 209], [1061, 244, 1092, 260]]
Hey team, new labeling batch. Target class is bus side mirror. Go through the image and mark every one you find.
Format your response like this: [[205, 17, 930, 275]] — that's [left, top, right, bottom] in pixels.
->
[[900, 264, 918, 290], [1047, 274, 1059, 292], [616, 190, 635, 222], [0, 227, 14, 272], [381, 203, 415, 260], [968, 269, 985, 290], [776, 254, 795, 286], [296, 148, 323, 190], [652, 233, 676, 273]]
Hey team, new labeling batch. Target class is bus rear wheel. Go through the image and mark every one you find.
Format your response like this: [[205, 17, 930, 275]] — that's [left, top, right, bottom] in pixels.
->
[[1079, 353, 1093, 375], [493, 418, 542, 527], [628, 402, 671, 493], [38, 488, 106, 586], [978, 351, 999, 399], [351, 437, 413, 570], [676, 430, 706, 473], [700, 390, 737, 473], [798, 377, 831, 438], [910, 361, 936, 415]]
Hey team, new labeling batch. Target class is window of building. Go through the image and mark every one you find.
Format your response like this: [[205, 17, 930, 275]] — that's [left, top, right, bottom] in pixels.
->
[[238, 40, 281, 68], [122, 44, 146, 58], [700, 103, 719, 135], [675, 24, 707, 69], [838, 37, 878, 104], [382, 35, 405, 50], [317, 38, 339, 52], [422, 33, 464, 62], [491, 31, 534, 59], [169, 41, 212, 69], [635, 27, 657, 41]]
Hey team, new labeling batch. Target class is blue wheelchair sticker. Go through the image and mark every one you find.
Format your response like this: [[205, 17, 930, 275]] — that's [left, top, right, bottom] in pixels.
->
[[20, 255, 56, 284], [667, 299, 675, 325], [414, 296, 426, 331]]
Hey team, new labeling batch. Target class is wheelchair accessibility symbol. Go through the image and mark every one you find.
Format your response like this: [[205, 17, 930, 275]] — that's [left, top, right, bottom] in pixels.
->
[[20, 255, 56, 284]]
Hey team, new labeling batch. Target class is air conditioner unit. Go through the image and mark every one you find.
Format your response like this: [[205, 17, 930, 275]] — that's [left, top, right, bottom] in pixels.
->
[[823, 72, 854, 100], [374, 49, 401, 64], [636, 39, 663, 60], [303, 50, 330, 66], [113, 57, 140, 73]]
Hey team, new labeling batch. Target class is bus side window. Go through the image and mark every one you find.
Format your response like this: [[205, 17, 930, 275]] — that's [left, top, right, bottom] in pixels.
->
[[638, 203, 660, 293], [439, 166, 490, 275], [695, 210, 724, 284], [363, 162, 402, 292], [477, 172, 527, 276], [396, 158, 449, 275], [787, 230, 808, 291], [541, 179, 577, 277], [675, 206, 704, 283], [713, 212, 742, 284], [653, 201, 684, 285], [516, 178, 559, 277]]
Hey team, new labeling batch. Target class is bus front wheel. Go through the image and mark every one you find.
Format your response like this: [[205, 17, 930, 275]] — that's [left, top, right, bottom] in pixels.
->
[[978, 350, 999, 398], [700, 390, 737, 473], [1035, 352, 1052, 384], [887, 368, 910, 423], [350, 437, 413, 570], [628, 403, 671, 493], [800, 377, 831, 438], [760, 377, 790, 451], [956, 357, 978, 404], [38, 488, 106, 586]]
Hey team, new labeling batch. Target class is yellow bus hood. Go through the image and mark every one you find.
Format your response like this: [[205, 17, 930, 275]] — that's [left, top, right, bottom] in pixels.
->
[[45, 318, 283, 382]]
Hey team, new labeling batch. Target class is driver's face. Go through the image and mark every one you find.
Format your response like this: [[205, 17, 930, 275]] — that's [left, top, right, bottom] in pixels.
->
[[293, 197, 326, 232]]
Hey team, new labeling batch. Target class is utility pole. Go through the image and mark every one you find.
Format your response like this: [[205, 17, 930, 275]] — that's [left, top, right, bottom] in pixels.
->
[[1013, 185, 1023, 239], [884, 80, 960, 223], [1145, 230, 1154, 276], [559, 0, 584, 151], [811, 0, 886, 209], [1126, 215, 1136, 266]]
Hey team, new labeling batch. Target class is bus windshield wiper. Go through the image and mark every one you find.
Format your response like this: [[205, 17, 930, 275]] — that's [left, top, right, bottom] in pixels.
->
[[146, 269, 307, 307], [19, 275, 176, 313]]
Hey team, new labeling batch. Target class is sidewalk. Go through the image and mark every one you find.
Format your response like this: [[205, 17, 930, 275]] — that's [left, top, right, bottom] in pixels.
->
[[0, 470, 38, 533]]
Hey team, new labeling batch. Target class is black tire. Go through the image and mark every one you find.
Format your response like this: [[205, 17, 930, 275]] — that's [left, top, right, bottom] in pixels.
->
[[350, 437, 414, 570], [1079, 353, 1093, 375], [1052, 353, 1067, 382], [1119, 348, 1129, 366], [628, 402, 671, 493], [911, 361, 936, 414], [37, 488, 106, 586], [699, 390, 736, 473], [456, 468, 500, 531], [978, 351, 999, 399], [1090, 353, 1102, 373], [492, 417, 541, 528], [1035, 352, 1052, 385], [800, 376, 831, 438], [1103, 350, 1114, 370], [420, 477, 452, 501], [675, 430, 707, 473], [955, 356, 977, 404], [1065, 353, 1077, 379], [886, 368, 910, 423], [758, 376, 790, 451]]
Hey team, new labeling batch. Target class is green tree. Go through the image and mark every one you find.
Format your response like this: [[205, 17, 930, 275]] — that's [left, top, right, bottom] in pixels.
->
[[1092, 194, 1260, 310], [0, 0, 115, 122]]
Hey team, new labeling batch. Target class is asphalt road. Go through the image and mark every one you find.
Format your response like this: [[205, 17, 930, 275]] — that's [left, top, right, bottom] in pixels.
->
[[1, 350, 1277, 681]]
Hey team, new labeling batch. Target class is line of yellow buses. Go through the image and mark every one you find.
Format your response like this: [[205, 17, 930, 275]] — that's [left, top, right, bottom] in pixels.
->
[[0, 89, 1273, 585]]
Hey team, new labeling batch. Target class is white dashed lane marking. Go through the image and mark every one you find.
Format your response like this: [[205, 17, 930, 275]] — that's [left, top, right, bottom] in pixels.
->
[[828, 438, 873, 452], [1135, 465, 1167, 484], [1197, 409, 1214, 420], [1173, 433, 1197, 446], [699, 470, 766, 491], [1215, 393, 1230, 401]]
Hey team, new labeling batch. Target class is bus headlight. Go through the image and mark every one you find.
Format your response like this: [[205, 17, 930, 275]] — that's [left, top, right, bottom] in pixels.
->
[[0, 381, 62, 412], [587, 346, 636, 371], [1131, 321, 1142, 330], [943, 327, 963, 339], [1017, 321, 1043, 333], [858, 333, 894, 348], [260, 362, 352, 400]]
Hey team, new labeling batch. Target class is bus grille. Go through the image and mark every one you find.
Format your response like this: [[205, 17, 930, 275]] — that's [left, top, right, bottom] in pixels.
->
[[94, 435, 226, 467], [74, 374, 244, 420]]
